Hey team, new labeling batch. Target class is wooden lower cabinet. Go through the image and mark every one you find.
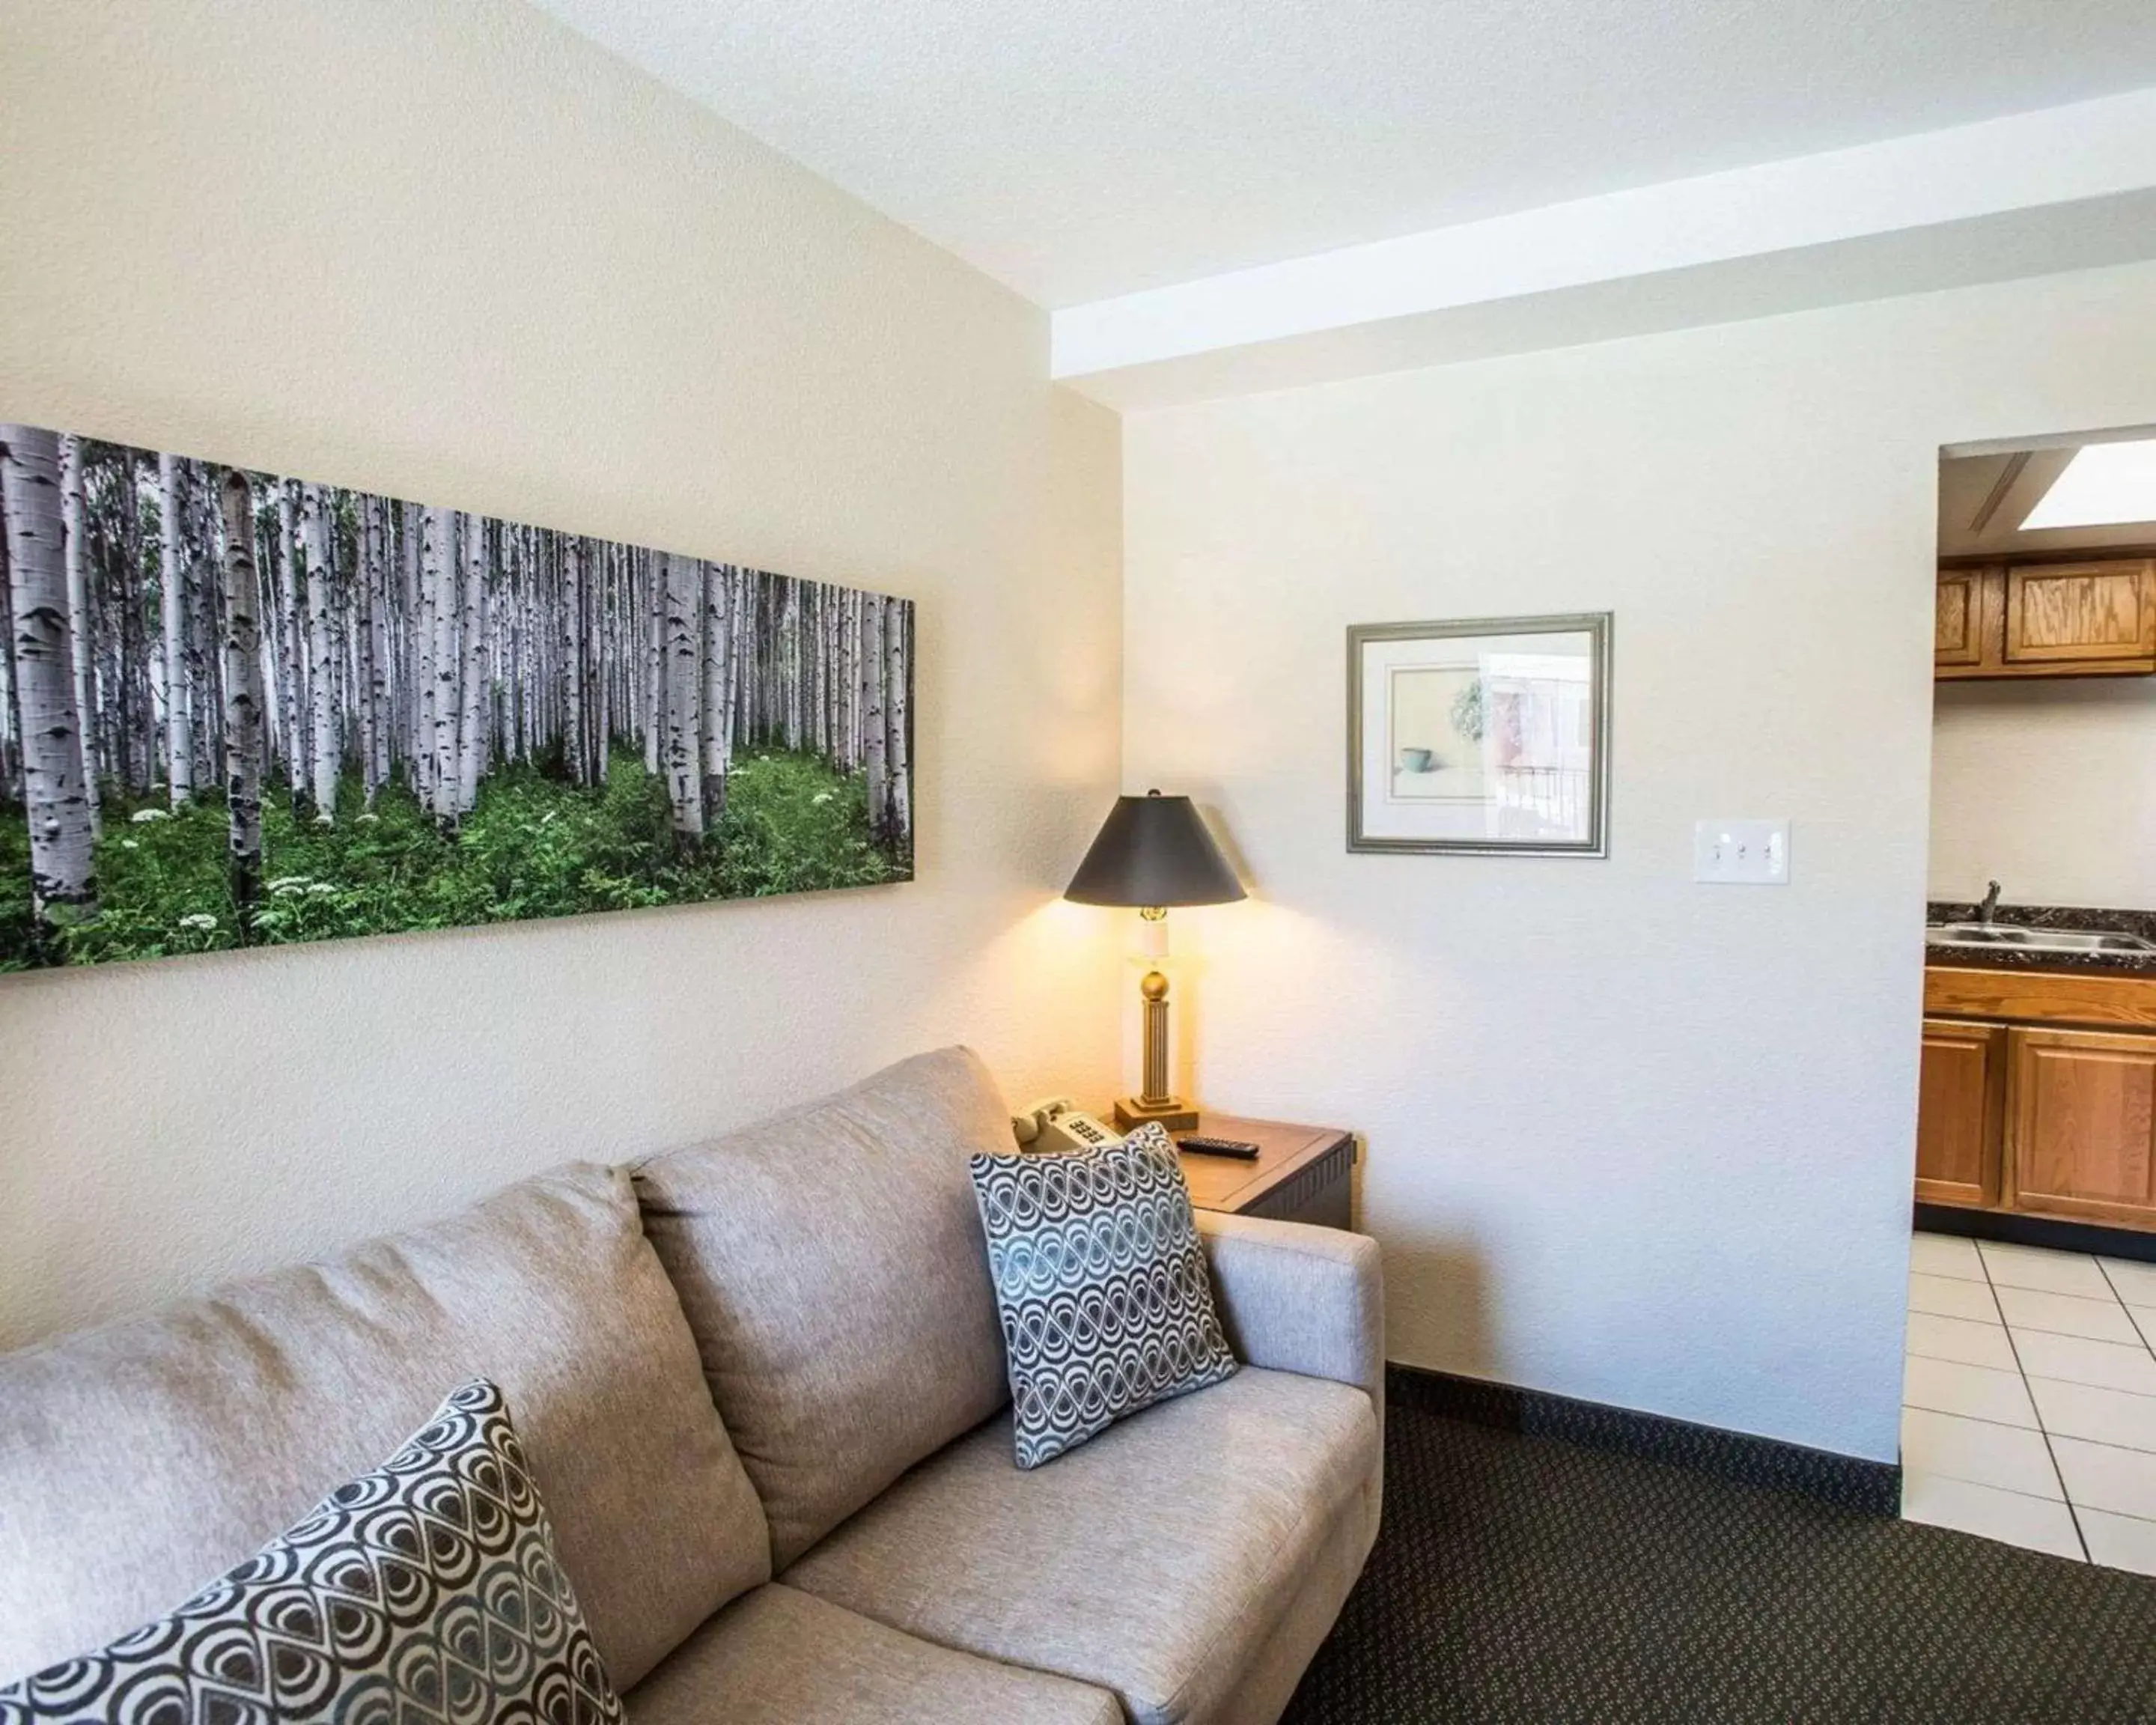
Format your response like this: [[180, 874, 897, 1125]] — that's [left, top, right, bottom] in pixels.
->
[[2006, 1027, 2156, 1228], [1916, 1020, 2006, 1208]]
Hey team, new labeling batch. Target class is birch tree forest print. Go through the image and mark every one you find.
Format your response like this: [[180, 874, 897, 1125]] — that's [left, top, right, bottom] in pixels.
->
[[0, 422, 914, 970]]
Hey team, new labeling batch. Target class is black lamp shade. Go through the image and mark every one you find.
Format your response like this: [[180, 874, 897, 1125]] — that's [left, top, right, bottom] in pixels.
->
[[1065, 791, 1246, 908]]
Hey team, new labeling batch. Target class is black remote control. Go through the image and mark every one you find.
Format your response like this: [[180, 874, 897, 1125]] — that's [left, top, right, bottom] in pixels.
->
[[1178, 1135, 1261, 1160]]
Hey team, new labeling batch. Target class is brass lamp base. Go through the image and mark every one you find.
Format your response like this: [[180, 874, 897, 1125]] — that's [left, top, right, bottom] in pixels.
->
[[1119, 949, 1200, 1133], [1114, 1096, 1199, 1133]]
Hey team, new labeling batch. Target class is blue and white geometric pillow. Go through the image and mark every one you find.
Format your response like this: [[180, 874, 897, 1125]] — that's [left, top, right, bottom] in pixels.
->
[[970, 1120, 1238, 1468], [0, 1380, 623, 1725]]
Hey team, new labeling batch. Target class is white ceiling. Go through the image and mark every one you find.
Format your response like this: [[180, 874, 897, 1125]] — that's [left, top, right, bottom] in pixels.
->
[[528, 0, 2156, 309]]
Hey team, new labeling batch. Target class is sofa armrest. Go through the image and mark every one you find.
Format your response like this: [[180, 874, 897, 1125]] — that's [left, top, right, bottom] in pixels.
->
[[1194, 1211, 1384, 1426]]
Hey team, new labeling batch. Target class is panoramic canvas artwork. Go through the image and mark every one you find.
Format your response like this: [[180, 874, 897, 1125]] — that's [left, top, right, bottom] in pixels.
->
[[0, 422, 913, 970]]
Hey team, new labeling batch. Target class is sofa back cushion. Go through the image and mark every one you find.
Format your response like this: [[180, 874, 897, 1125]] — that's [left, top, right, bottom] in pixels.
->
[[0, 1163, 770, 1691], [634, 1047, 1013, 1567]]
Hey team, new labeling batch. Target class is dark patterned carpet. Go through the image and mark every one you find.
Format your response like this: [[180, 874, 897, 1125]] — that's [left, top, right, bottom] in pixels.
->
[[1281, 1400, 2156, 1724]]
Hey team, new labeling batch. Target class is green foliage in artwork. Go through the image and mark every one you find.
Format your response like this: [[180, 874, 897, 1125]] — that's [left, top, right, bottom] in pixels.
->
[[1449, 678, 1485, 743], [0, 751, 905, 970], [0, 812, 30, 965]]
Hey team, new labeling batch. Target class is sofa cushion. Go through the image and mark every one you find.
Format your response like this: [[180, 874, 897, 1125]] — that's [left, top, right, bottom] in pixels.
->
[[634, 1047, 1013, 1566], [0, 1164, 769, 1692], [782, 1366, 1380, 1725], [625, 1585, 1118, 1725], [1, 1381, 624, 1725], [1195, 1482, 1380, 1725], [970, 1121, 1237, 1467]]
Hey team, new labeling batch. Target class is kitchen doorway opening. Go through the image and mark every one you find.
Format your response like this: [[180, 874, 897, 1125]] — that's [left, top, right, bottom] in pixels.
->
[[1900, 427, 2156, 1569]]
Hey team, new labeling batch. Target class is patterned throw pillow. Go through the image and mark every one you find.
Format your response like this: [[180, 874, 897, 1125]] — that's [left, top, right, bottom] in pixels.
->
[[969, 1120, 1237, 1468], [0, 1381, 622, 1725]]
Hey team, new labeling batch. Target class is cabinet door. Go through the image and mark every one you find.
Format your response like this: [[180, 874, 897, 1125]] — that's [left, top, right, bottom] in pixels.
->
[[2006, 1027, 2156, 1227], [1934, 569, 1993, 672], [1916, 1020, 2004, 1208], [2003, 560, 2156, 672]]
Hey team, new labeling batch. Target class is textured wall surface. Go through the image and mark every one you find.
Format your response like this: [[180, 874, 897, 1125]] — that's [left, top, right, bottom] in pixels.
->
[[0, 0, 1123, 1348], [1931, 675, 2156, 910], [1122, 261, 2156, 1461]]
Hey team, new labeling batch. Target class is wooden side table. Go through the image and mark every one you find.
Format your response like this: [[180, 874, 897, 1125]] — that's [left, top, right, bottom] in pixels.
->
[[1172, 1113, 1358, 1230]]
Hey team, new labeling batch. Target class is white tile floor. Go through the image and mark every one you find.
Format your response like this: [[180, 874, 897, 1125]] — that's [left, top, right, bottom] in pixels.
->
[[1903, 1232, 2156, 1570]]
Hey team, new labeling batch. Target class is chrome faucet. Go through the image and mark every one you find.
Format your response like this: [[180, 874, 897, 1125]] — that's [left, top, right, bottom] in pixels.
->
[[1979, 880, 2002, 925]]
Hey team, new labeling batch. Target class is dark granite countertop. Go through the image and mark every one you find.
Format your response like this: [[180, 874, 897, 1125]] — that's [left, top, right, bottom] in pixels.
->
[[1926, 901, 2156, 976]]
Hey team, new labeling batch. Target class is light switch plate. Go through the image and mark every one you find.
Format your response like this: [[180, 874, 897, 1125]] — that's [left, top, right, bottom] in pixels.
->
[[1693, 819, 1791, 884]]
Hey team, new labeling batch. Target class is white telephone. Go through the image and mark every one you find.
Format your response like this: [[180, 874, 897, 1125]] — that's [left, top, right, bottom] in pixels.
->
[[1010, 1096, 1123, 1154]]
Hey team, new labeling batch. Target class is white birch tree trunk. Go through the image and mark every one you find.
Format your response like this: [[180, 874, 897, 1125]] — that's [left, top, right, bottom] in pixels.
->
[[425, 505, 459, 821], [401, 501, 423, 791], [561, 535, 586, 787], [118, 457, 155, 796], [662, 553, 704, 840], [415, 505, 441, 812], [356, 497, 380, 808], [591, 543, 606, 775], [252, 509, 281, 781], [186, 478, 219, 797], [57, 433, 100, 833], [516, 526, 533, 762], [300, 481, 339, 821], [837, 591, 850, 762], [884, 596, 910, 846], [457, 511, 487, 815], [3, 425, 97, 937], [0, 501, 18, 807], [375, 499, 395, 794], [274, 481, 305, 806], [157, 451, 194, 805], [781, 580, 800, 750], [644, 549, 664, 776], [701, 562, 733, 822], [823, 586, 841, 761], [728, 567, 749, 777], [218, 470, 266, 935], [860, 593, 886, 839]]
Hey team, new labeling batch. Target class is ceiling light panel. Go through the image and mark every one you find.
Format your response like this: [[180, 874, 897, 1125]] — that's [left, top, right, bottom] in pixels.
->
[[2021, 438, 2156, 530]]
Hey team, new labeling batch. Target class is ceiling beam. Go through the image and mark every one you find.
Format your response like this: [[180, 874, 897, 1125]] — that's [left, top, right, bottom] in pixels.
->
[[1053, 87, 2156, 409]]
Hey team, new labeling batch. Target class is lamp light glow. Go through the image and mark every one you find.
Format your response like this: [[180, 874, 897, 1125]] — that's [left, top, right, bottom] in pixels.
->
[[1065, 791, 1243, 1131]]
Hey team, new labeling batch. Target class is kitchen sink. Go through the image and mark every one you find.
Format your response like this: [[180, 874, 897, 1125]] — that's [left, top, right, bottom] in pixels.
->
[[1926, 922, 2156, 955]]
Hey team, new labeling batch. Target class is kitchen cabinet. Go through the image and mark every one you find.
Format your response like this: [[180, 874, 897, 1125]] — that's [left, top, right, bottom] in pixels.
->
[[2005, 1027, 2156, 1229], [1933, 568, 1998, 672], [1918, 967, 2156, 1233], [1935, 559, 2156, 680], [1916, 1019, 2005, 1208]]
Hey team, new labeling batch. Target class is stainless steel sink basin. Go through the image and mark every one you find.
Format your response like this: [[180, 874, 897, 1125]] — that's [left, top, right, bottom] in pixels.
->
[[1926, 922, 2156, 955]]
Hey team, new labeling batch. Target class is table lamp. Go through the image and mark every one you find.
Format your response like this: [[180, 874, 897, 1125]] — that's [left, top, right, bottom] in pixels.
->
[[1065, 790, 1246, 1131]]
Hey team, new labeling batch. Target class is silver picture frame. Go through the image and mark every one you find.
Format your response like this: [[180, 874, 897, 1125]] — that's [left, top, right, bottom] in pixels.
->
[[1347, 612, 1612, 857]]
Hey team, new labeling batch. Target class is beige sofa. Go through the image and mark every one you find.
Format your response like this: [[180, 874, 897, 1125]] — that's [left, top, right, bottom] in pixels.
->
[[0, 1047, 1383, 1725]]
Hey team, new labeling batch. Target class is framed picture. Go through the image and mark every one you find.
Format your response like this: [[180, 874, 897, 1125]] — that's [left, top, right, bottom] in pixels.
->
[[1347, 612, 1610, 857]]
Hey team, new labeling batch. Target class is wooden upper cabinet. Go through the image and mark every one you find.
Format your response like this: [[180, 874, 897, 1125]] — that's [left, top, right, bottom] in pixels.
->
[[1934, 569, 1991, 670], [2005, 560, 2156, 671], [1937, 559, 2156, 679], [1916, 1019, 2006, 1208], [2006, 1026, 2156, 1228]]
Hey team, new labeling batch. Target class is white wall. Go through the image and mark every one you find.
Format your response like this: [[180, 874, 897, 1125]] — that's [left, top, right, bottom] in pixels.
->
[[0, 0, 1124, 1349], [1124, 261, 2156, 1461], [1931, 676, 2156, 910]]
